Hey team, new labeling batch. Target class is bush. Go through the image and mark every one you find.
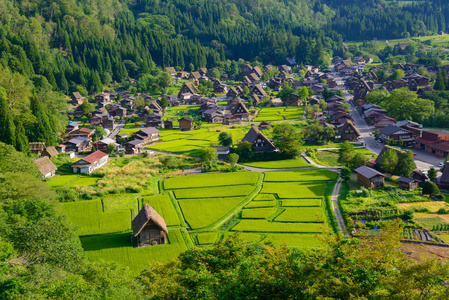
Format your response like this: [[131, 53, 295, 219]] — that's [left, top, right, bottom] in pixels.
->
[[438, 208, 449, 214], [422, 181, 440, 196], [361, 187, 370, 197]]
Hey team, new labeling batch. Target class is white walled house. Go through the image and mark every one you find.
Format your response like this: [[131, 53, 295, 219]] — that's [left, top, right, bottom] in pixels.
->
[[71, 150, 109, 174]]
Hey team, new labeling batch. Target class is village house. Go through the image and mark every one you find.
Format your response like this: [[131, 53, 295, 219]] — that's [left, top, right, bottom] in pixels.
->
[[397, 176, 420, 191], [178, 82, 198, 98], [95, 92, 111, 103], [241, 64, 253, 76], [94, 138, 118, 153], [132, 204, 168, 247], [108, 105, 127, 118], [66, 127, 94, 140], [165, 67, 176, 76], [64, 137, 90, 152], [71, 92, 86, 105], [212, 146, 230, 160], [230, 100, 250, 120], [354, 166, 385, 189], [415, 130, 449, 157], [34, 156, 57, 179], [189, 71, 201, 81], [248, 84, 267, 98], [41, 146, 59, 159], [241, 126, 276, 152], [226, 86, 242, 98], [29, 142, 46, 155], [338, 121, 360, 141], [379, 125, 415, 144], [125, 139, 145, 155], [164, 120, 174, 129], [146, 113, 164, 128], [179, 117, 194, 131], [71, 150, 108, 174], [134, 127, 160, 144]]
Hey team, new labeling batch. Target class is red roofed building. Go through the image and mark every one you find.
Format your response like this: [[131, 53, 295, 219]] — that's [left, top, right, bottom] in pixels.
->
[[71, 150, 108, 174], [415, 130, 449, 156], [66, 127, 95, 140]]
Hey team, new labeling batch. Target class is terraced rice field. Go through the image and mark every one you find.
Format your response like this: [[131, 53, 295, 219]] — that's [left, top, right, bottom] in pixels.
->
[[164, 172, 259, 189], [254, 106, 304, 121], [264, 169, 338, 182], [242, 207, 278, 219], [275, 207, 324, 222], [232, 220, 324, 233], [178, 197, 245, 229], [242, 159, 310, 169], [140, 194, 182, 226], [174, 185, 257, 199], [196, 232, 219, 245], [261, 182, 329, 198], [262, 234, 322, 247]]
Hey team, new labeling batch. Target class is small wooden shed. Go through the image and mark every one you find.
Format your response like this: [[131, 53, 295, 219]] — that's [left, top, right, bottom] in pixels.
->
[[354, 166, 385, 189], [132, 204, 168, 247], [397, 176, 420, 191]]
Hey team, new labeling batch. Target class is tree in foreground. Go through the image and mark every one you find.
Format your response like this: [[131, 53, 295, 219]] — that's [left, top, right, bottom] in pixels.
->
[[428, 167, 437, 180], [380, 149, 398, 174], [338, 140, 354, 166], [272, 123, 303, 157], [340, 167, 351, 181], [138, 220, 449, 299], [218, 132, 233, 147], [395, 150, 416, 177], [201, 147, 218, 169], [228, 153, 239, 165], [422, 181, 440, 196]]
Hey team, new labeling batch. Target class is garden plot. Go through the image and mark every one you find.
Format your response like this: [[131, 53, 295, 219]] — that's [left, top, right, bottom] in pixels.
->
[[61, 200, 131, 236], [164, 171, 259, 189], [81, 229, 189, 275], [261, 182, 328, 198], [275, 207, 324, 223], [262, 234, 322, 247], [242, 207, 278, 219], [174, 185, 256, 199], [178, 197, 245, 229], [264, 169, 338, 182], [232, 220, 324, 233], [140, 194, 181, 226]]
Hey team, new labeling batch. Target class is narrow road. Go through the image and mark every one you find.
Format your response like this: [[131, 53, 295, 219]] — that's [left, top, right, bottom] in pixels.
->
[[107, 120, 126, 139], [331, 178, 348, 236]]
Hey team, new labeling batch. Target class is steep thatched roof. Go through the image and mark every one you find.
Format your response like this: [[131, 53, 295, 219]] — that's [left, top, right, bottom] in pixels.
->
[[242, 126, 276, 149], [34, 156, 57, 176], [43, 146, 59, 158], [375, 145, 406, 166], [132, 204, 168, 237]]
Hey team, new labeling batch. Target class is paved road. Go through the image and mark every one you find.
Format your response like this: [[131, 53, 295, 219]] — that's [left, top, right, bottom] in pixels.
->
[[107, 120, 126, 139]]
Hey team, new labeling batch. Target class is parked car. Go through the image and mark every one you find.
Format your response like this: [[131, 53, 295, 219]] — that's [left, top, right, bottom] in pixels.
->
[[439, 162, 444, 167], [421, 169, 428, 174]]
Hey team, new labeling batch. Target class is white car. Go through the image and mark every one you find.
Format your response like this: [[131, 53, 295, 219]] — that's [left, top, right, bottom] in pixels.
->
[[421, 169, 428, 175], [439, 162, 445, 167]]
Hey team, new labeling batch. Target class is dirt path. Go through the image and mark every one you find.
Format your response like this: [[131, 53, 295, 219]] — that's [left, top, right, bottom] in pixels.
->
[[331, 178, 348, 237]]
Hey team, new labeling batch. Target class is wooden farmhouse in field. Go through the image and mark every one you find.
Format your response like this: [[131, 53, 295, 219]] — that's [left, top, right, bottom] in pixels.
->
[[71, 150, 108, 174], [338, 121, 360, 141], [132, 204, 168, 247], [242, 126, 276, 152], [397, 176, 420, 191], [179, 117, 194, 131], [354, 166, 385, 189], [34, 156, 57, 178]]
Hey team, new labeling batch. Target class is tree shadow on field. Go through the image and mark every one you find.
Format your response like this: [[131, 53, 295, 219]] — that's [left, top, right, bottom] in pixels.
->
[[80, 232, 133, 251]]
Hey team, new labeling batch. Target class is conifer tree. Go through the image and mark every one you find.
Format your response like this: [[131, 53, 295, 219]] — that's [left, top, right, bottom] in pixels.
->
[[14, 119, 30, 155], [0, 95, 16, 147]]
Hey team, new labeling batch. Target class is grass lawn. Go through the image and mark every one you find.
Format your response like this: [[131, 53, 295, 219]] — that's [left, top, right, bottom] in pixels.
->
[[262, 234, 322, 247], [48, 175, 80, 187], [242, 159, 311, 169], [261, 182, 329, 198], [141, 194, 182, 226], [61, 200, 132, 236], [231, 219, 324, 233], [196, 232, 219, 245], [178, 197, 245, 229], [81, 229, 189, 276], [275, 207, 324, 223], [241, 207, 278, 219], [174, 185, 256, 199], [164, 171, 259, 189], [263, 169, 338, 182]]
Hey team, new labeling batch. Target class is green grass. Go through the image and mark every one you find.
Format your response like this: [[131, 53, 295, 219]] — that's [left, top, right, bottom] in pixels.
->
[[255, 107, 286, 121], [281, 199, 322, 207], [48, 175, 80, 187], [261, 182, 329, 198], [196, 232, 219, 245], [245, 200, 277, 208], [68, 176, 100, 187], [102, 194, 139, 212], [118, 128, 142, 137], [61, 200, 131, 236], [242, 159, 310, 169], [262, 234, 323, 247], [263, 169, 338, 182], [253, 194, 277, 201], [275, 207, 324, 223], [178, 197, 245, 229], [242, 208, 278, 219], [315, 148, 376, 167], [174, 185, 256, 199], [231, 220, 324, 233], [141, 194, 182, 226], [80, 229, 189, 275], [164, 172, 259, 189], [147, 139, 211, 157]]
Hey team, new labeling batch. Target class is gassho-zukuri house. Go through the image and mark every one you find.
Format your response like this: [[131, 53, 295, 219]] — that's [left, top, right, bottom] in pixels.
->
[[132, 204, 168, 247], [71, 150, 109, 174]]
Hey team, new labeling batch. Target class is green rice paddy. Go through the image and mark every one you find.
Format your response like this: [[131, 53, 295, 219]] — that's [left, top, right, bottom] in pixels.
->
[[242, 159, 310, 169]]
